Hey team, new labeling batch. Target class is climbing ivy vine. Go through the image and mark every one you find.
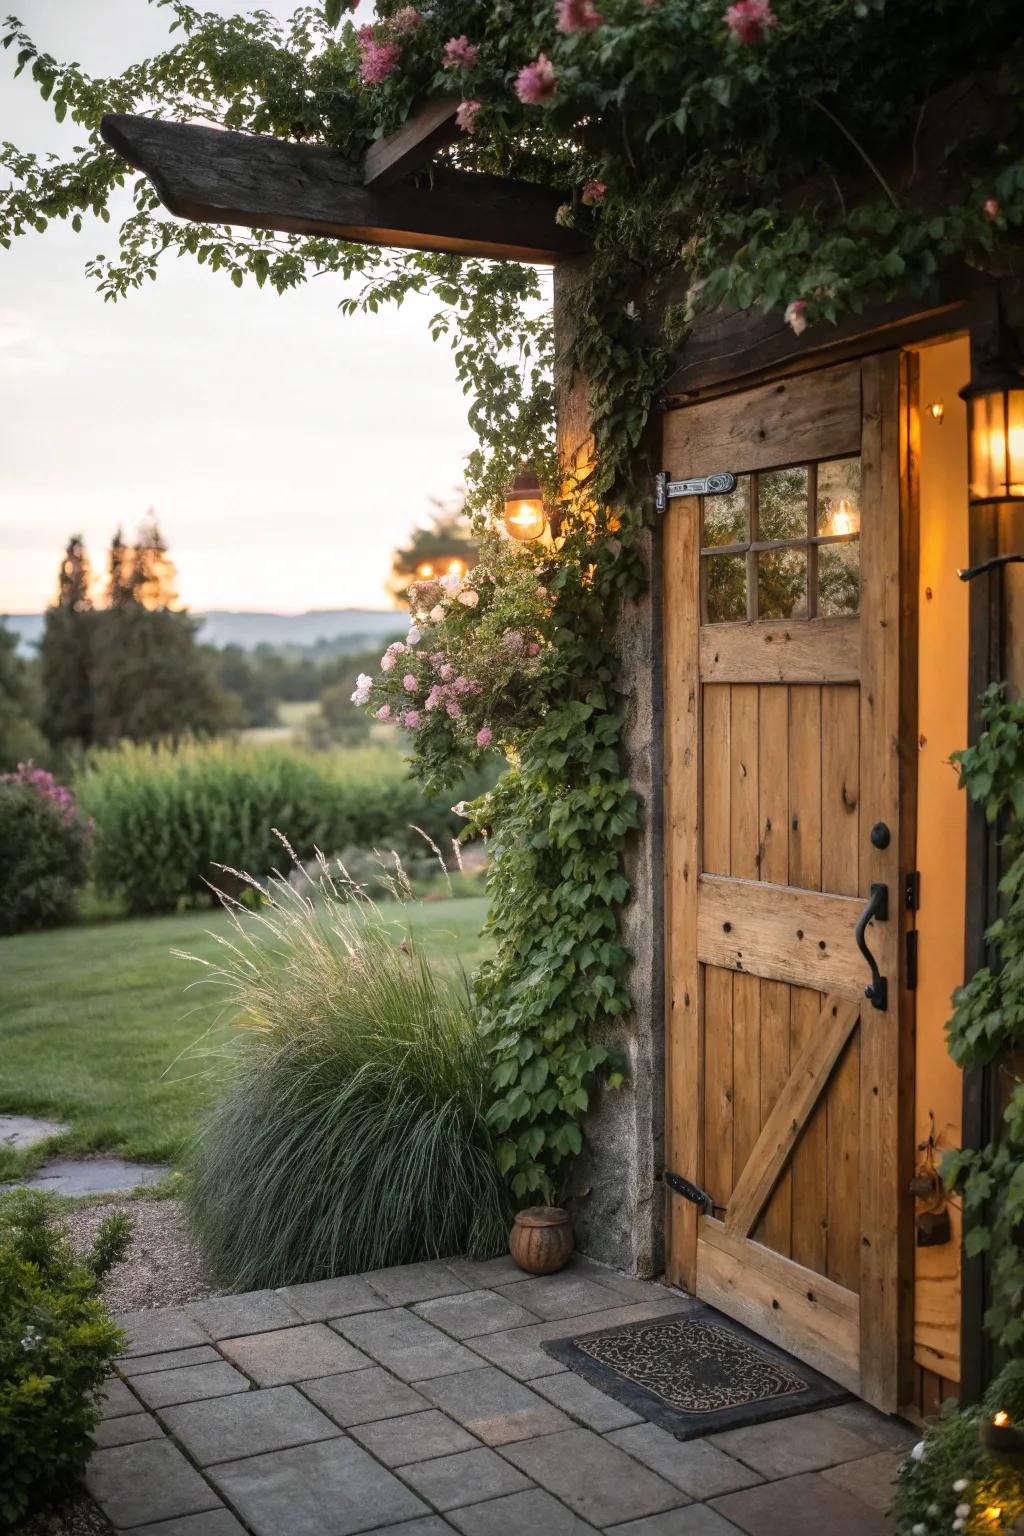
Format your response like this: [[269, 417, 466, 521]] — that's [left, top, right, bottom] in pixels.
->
[[3, 0, 1024, 1197]]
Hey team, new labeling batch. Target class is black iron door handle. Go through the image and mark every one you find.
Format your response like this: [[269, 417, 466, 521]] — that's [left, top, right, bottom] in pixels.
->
[[855, 882, 889, 1011]]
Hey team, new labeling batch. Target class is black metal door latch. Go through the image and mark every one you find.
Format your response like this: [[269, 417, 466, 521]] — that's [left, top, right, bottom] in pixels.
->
[[663, 1171, 726, 1217], [855, 882, 889, 1011]]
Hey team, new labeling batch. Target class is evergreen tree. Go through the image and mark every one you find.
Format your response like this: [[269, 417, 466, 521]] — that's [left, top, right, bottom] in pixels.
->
[[0, 625, 46, 770], [39, 535, 95, 748]]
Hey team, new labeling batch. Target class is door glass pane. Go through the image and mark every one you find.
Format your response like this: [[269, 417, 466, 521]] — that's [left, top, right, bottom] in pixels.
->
[[703, 476, 749, 548], [818, 540, 861, 616], [758, 547, 807, 619], [757, 466, 808, 542], [704, 554, 747, 622], [817, 457, 861, 536]]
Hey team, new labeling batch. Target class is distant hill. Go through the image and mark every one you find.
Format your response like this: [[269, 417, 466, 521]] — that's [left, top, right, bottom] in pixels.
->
[[1, 609, 404, 655]]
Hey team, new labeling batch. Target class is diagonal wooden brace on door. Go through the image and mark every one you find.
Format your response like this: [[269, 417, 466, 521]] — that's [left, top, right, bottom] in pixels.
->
[[723, 994, 862, 1238]]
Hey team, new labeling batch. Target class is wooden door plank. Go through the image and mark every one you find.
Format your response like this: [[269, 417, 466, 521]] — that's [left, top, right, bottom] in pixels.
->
[[858, 352, 906, 1412], [697, 1220, 861, 1394], [732, 974, 762, 1197], [757, 686, 790, 886], [697, 874, 863, 996], [664, 496, 703, 1292], [730, 685, 761, 879], [702, 685, 731, 875], [662, 363, 862, 480], [700, 617, 860, 684], [704, 966, 736, 1211], [364, 96, 459, 189], [725, 994, 861, 1238], [790, 987, 830, 1276], [789, 685, 823, 893], [757, 980, 793, 1255]]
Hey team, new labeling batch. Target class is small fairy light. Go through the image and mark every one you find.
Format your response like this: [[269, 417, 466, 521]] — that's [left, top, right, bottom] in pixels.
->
[[416, 561, 435, 579], [995, 1411, 1010, 1428], [446, 558, 467, 578], [927, 400, 945, 423]]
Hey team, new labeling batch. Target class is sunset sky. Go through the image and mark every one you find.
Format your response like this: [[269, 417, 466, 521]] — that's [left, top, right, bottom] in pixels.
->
[[0, 0, 523, 615]]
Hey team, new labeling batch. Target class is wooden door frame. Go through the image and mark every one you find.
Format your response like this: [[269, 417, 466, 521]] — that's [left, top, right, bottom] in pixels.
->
[[662, 347, 927, 1410]]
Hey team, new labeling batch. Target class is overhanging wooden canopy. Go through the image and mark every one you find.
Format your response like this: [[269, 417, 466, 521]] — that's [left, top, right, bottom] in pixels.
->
[[100, 113, 587, 264]]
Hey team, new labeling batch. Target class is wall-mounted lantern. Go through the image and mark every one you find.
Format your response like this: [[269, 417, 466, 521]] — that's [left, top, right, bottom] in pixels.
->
[[503, 466, 548, 542], [959, 366, 1024, 505]]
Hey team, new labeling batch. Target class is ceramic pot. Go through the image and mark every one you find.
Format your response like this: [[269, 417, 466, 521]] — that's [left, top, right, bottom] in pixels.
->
[[509, 1206, 574, 1275]]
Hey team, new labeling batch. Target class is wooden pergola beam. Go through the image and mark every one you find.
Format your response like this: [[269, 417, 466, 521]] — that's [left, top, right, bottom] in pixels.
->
[[100, 114, 586, 264], [363, 96, 460, 191]]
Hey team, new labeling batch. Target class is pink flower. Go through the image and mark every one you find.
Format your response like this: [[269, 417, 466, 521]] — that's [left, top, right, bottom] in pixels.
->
[[443, 35, 479, 69], [403, 673, 418, 693], [375, 705, 393, 722], [456, 99, 482, 134], [430, 604, 445, 622], [387, 640, 405, 655], [724, 0, 777, 44], [527, 642, 540, 656], [439, 664, 455, 681], [536, 585, 548, 598], [581, 180, 607, 207], [406, 626, 421, 645], [445, 699, 462, 718], [457, 589, 479, 608], [556, 0, 603, 32], [454, 675, 473, 694], [784, 299, 808, 336], [984, 198, 1001, 221], [403, 710, 422, 729], [476, 727, 493, 747], [516, 54, 557, 105], [380, 653, 397, 671], [359, 31, 402, 84], [391, 6, 421, 33], [425, 686, 442, 711], [503, 629, 525, 652]]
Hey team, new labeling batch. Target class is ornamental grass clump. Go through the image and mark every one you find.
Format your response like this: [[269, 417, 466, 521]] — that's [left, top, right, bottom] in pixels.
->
[[184, 855, 510, 1288], [0, 1190, 131, 1526]]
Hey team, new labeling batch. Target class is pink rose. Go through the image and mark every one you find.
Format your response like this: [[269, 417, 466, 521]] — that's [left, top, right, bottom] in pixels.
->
[[476, 727, 493, 748], [445, 699, 462, 718], [527, 642, 540, 656], [784, 299, 808, 336], [984, 198, 1001, 221], [359, 36, 402, 84], [375, 705, 393, 722], [581, 180, 607, 207], [516, 54, 557, 105], [556, 0, 603, 32], [439, 664, 455, 681], [380, 653, 397, 671], [443, 35, 479, 69], [403, 673, 418, 693], [536, 585, 548, 597], [724, 0, 777, 43], [457, 589, 479, 608], [456, 99, 482, 134], [403, 710, 422, 729], [406, 626, 421, 645]]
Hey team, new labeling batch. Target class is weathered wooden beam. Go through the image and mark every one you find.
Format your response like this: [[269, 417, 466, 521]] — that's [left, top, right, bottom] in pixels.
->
[[364, 96, 459, 191], [100, 114, 586, 264]]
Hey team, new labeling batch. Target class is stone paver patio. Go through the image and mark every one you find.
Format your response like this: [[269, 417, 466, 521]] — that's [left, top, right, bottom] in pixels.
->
[[88, 1254, 915, 1535]]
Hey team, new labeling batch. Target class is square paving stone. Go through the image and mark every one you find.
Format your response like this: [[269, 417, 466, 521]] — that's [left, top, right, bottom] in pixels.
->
[[278, 1274, 389, 1322], [364, 1260, 474, 1306], [219, 1322, 368, 1385], [571, 1261, 679, 1305], [502, 1427, 686, 1526], [98, 1376, 144, 1418], [360, 1522, 455, 1536], [132, 1514, 249, 1536], [608, 1510, 745, 1535], [301, 1365, 430, 1426], [707, 1411, 879, 1479], [209, 1434, 428, 1536], [115, 1307, 210, 1358], [821, 1449, 904, 1511], [710, 1469, 889, 1535], [188, 1289, 303, 1340], [120, 1344, 222, 1377], [350, 1407, 479, 1466], [160, 1384, 340, 1466], [530, 1371, 642, 1432], [818, 1401, 918, 1451], [605, 1427, 762, 1500], [495, 1272, 631, 1320], [338, 1308, 485, 1381], [85, 1438, 222, 1528], [93, 1412, 164, 1449], [399, 1446, 533, 1510], [132, 1361, 250, 1409], [414, 1289, 541, 1339], [467, 1301, 686, 1381], [448, 1488, 599, 1535], [447, 1255, 528, 1287], [418, 1367, 571, 1446]]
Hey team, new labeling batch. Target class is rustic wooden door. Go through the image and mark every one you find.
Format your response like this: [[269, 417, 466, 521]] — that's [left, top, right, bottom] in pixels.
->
[[663, 355, 911, 1412]]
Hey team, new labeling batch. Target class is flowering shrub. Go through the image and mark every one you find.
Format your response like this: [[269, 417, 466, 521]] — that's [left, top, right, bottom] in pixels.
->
[[0, 767, 91, 935], [1, 761, 79, 822], [0, 1190, 131, 1525], [355, 532, 551, 780]]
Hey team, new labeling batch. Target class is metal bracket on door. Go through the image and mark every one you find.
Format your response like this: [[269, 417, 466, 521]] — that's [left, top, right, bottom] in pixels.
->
[[654, 470, 737, 513], [663, 1171, 726, 1217], [855, 882, 889, 1012]]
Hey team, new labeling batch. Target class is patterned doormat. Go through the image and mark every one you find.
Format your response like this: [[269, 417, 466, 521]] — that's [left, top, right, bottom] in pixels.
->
[[543, 1305, 850, 1440]]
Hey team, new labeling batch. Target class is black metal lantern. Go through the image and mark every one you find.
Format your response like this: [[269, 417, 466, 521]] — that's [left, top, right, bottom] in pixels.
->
[[958, 366, 1024, 505], [503, 466, 547, 542]]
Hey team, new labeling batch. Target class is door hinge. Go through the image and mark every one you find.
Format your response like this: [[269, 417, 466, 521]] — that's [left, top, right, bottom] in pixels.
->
[[906, 930, 918, 991], [663, 1171, 726, 1217], [655, 470, 737, 513], [905, 871, 921, 911]]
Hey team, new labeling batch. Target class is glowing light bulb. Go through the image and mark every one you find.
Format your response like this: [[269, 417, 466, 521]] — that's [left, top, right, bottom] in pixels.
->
[[993, 1410, 1010, 1428], [416, 562, 435, 579], [447, 559, 467, 577], [833, 498, 855, 536], [927, 401, 945, 422]]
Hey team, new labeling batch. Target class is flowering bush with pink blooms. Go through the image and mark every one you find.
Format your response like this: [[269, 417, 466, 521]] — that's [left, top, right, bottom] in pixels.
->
[[0, 765, 91, 935]]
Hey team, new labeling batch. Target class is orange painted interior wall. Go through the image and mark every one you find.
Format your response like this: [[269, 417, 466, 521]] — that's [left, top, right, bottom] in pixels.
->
[[913, 335, 971, 1385]]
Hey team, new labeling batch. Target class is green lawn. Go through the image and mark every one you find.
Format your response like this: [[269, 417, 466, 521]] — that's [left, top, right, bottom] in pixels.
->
[[0, 896, 490, 1179]]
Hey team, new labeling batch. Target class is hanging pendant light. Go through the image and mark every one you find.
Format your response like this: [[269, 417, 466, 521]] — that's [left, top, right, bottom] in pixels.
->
[[959, 365, 1024, 505], [503, 466, 547, 541]]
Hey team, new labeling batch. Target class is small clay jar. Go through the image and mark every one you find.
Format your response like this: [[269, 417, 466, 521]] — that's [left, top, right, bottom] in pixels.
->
[[509, 1206, 574, 1275]]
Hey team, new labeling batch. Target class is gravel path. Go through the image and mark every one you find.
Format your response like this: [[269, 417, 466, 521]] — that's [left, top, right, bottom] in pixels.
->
[[63, 1196, 213, 1313]]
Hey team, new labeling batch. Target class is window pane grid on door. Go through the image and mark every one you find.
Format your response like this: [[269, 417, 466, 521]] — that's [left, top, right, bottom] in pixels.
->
[[701, 456, 861, 622]]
